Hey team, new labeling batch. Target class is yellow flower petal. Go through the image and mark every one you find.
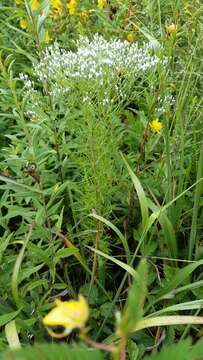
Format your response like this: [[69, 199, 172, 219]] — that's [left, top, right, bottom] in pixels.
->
[[20, 19, 28, 30], [51, 0, 63, 17], [45, 30, 51, 44], [166, 23, 177, 35], [127, 33, 134, 42], [149, 119, 163, 134], [43, 295, 89, 335], [31, 0, 41, 11], [98, 0, 106, 10], [79, 11, 89, 21], [67, 0, 78, 15]]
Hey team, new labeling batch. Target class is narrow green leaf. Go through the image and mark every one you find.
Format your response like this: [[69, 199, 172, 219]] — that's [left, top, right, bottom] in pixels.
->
[[89, 213, 130, 260], [118, 259, 148, 336], [0, 174, 42, 193], [121, 152, 149, 228], [11, 225, 33, 307], [146, 259, 203, 311], [5, 321, 21, 350], [148, 200, 177, 258], [0, 309, 21, 327], [188, 147, 203, 259], [134, 315, 203, 332], [149, 299, 203, 317], [87, 246, 137, 278]]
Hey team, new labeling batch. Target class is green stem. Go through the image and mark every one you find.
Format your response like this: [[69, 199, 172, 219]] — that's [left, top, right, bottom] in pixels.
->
[[188, 146, 203, 259]]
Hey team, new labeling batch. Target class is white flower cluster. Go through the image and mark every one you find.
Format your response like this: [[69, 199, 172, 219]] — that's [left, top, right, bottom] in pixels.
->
[[19, 35, 166, 114], [34, 34, 162, 88], [156, 94, 175, 113], [19, 73, 35, 92]]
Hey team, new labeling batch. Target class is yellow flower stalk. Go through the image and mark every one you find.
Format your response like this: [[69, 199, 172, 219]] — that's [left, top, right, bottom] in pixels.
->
[[43, 295, 89, 338], [149, 119, 163, 134], [98, 0, 106, 10], [66, 0, 78, 16], [20, 19, 28, 30]]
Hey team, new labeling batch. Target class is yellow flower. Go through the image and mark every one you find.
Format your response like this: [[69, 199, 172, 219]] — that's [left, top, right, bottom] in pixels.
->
[[98, 0, 106, 10], [20, 18, 28, 30], [51, 0, 63, 17], [31, 0, 41, 11], [192, 28, 196, 33], [149, 119, 163, 134], [43, 295, 89, 338], [45, 30, 51, 44], [166, 23, 177, 35], [79, 11, 89, 21], [66, 0, 78, 16], [127, 33, 134, 42]]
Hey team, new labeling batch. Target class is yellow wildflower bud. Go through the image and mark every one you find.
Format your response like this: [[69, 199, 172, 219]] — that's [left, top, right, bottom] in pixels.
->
[[98, 0, 106, 10], [45, 30, 50, 44], [192, 28, 196, 33], [43, 295, 89, 338], [149, 119, 163, 134], [31, 0, 41, 11], [127, 33, 134, 42], [20, 18, 28, 30], [166, 23, 177, 35]]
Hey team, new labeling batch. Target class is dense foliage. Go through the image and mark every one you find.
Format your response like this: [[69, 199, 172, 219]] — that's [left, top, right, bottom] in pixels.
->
[[0, 0, 202, 359]]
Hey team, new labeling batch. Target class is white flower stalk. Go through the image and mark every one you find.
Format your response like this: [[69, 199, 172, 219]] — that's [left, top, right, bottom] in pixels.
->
[[35, 34, 162, 81], [19, 34, 166, 117], [31, 34, 164, 101]]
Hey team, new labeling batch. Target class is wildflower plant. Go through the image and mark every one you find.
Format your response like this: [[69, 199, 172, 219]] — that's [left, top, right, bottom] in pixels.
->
[[19, 34, 165, 235], [0, 0, 203, 359]]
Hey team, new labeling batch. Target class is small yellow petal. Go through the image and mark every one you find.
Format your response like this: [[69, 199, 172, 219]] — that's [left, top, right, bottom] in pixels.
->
[[45, 30, 51, 44], [67, 0, 78, 15], [51, 0, 63, 17], [31, 0, 41, 11], [127, 33, 134, 42], [98, 0, 106, 10], [79, 11, 89, 21], [20, 19, 28, 30], [149, 119, 163, 134], [166, 23, 177, 35]]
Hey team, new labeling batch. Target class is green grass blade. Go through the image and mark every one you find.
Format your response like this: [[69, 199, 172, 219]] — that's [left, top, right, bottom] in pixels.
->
[[11, 225, 33, 308], [87, 246, 137, 278], [89, 213, 130, 260], [120, 152, 149, 229], [188, 147, 203, 259]]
